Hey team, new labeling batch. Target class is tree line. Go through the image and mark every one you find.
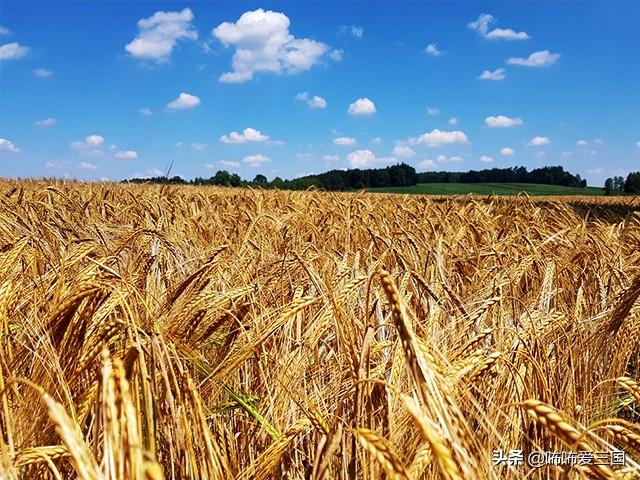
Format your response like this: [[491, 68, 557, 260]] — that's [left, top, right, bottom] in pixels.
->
[[125, 164, 596, 191], [603, 173, 640, 195]]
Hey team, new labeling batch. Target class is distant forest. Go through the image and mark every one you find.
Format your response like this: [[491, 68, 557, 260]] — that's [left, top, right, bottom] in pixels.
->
[[126, 164, 598, 191]]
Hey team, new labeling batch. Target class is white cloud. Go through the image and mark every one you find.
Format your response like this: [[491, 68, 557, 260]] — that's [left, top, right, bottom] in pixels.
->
[[78, 162, 98, 170], [242, 154, 271, 167], [589, 150, 598, 155], [139, 107, 153, 116], [419, 159, 437, 169], [468, 14, 529, 41], [371, 137, 382, 144], [347, 98, 376, 116], [410, 129, 470, 147], [468, 14, 494, 35], [0, 26, 11, 36], [435, 154, 463, 163], [485, 115, 523, 128], [486, 28, 530, 40], [220, 127, 269, 144], [148, 168, 164, 176], [339, 25, 364, 38], [479, 68, 506, 80], [448, 117, 458, 125], [344, 150, 399, 169], [166, 92, 200, 110], [307, 95, 327, 109], [636, 141, 640, 148], [295, 92, 327, 109], [33, 67, 53, 77], [334, 137, 356, 146], [480, 155, 495, 163], [593, 138, 603, 144], [0, 42, 29, 60], [0, 138, 20, 153], [425, 43, 442, 56], [527, 136, 550, 147], [346, 149, 375, 168], [191, 143, 207, 150], [219, 160, 240, 168], [500, 147, 515, 156], [35, 118, 57, 127], [71, 135, 104, 151], [175, 142, 183, 148], [577, 139, 588, 146], [426, 107, 440, 116], [323, 154, 339, 162], [393, 146, 416, 158], [115, 150, 138, 159], [329, 49, 343, 61], [213, 9, 329, 83], [507, 50, 560, 67], [45, 160, 70, 169], [125, 8, 197, 62]]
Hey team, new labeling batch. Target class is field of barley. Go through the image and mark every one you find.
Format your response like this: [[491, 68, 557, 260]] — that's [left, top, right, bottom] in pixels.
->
[[1, 180, 640, 479]]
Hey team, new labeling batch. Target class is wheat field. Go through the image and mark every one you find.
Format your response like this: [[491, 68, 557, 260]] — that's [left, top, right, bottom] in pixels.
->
[[0, 180, 639, 479]]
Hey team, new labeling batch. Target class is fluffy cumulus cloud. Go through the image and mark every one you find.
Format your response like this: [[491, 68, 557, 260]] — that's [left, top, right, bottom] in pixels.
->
[[0, 42, 29, 60], [392, 146, 416, 158], [33, 67, 53, 77], [220, 127, 269, 144], [71, 135, 104, 150], [166, 92, 200, 110], [434, 154, 463, 163], [577, 139, 588, 146], [242, 153, 271, 167], [425, 43, 442, 56], [480, 155, 495, 163], [323, 154, 339, 162], [485, 115, 523, 128], [35, 118, 57, 127], [115, 150, 138, 159], [346, 149, 375, 168], [334, 137, 356, 146], [409, 129, 470, 147], [347, 98, 376, 116], [125, 8, 197, 62], [426, 107, 440, 116], [212, 9, 329, 83], [507, 50, 560, 67], [0, 26, 11, 36], [345, 150, 399, 168], [500, 147, 515, 156], [78, 162, 98, 170], [139, 108, 153, 116], [0, 138, 20, 153], [448, 118, 459, 125], [479, 68, 506, 81], [419, 154, 463, 169], [468, 14, 529, 40], [295, 92, 327, 109], [527, 136, 551, 147], [637, 141, 640, 148]]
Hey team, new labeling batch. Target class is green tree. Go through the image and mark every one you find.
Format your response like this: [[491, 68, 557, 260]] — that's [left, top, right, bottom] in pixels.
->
[[604, 178, 614, 195], [614, 176, 625, 193], [625, 172, 640, 194], [253, 174, 267, 186]]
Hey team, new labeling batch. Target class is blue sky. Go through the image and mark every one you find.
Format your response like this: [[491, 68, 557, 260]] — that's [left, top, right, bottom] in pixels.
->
[[0, 1, 639, 185]]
